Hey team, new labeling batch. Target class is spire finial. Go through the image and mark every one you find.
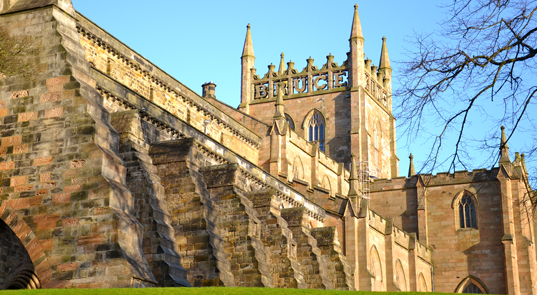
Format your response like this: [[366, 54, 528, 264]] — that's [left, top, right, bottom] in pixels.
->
[[273, 82, 285, 120], [408, 153, 416, 177], [278, 53, 285, 75], [379, 36, 391, 69], [499, 125, 511, 164], [348, 154, 359, 197], [521, 153, 528, 175], [350, 3, 364, 40], [242, 23, 254, 58]]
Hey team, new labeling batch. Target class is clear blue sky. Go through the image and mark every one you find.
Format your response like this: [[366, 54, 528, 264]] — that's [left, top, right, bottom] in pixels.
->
[[72, 0, 534, 178]]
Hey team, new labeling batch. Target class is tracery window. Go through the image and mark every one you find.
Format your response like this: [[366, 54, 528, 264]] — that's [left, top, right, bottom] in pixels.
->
[[307, 111, 325, 152], [285, 114, 295, 131], [459, 195, 477, 229]]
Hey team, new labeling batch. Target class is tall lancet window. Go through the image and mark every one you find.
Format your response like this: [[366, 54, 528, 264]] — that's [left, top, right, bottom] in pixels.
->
[[307, 111, 325, 152], [459, 195, 477, 228]]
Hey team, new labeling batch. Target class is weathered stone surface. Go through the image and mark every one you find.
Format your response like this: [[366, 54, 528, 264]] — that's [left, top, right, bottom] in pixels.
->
[[246, 190, 306, 289], [281, 207, 333, 289], [310, 227, 354, 290], [200, 164, 273, 287], [1, 0, 533, 294], [150, 139, 234, 287]]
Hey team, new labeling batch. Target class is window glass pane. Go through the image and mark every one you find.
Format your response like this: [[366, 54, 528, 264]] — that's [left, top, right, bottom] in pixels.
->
[[314, 125, 318, 141], [465, 203, 471, 228], [320, 124, 324, 140], [460, 205, 465, 228], [470, 203, 476, 228], [309, 125, 313, 141]]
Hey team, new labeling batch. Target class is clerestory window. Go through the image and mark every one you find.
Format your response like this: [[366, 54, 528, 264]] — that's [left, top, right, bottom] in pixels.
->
[[459, 195, 477, 229], [307, 111, 325, 152]]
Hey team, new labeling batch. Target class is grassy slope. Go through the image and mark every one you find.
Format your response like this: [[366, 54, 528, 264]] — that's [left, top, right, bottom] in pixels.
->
[[0, 287, 459, 295]]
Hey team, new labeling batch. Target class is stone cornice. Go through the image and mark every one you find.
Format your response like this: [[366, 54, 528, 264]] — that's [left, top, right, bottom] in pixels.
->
[[76, 18, 261, 149]]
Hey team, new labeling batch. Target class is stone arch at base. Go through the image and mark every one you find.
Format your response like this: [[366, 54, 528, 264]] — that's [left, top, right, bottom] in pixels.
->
[[0, 202, 52, 289], [454, 275, 489, 294]]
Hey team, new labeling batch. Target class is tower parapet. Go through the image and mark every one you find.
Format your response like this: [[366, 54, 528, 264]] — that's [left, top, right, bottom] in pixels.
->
[[248, 54, 389, 106]]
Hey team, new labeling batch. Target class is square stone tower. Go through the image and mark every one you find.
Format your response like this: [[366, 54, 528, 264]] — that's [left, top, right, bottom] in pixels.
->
[[239, 5, 398, 179]]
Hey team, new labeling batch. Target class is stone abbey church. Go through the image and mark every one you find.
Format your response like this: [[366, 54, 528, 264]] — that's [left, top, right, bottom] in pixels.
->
[[0, 0, 535, 294]]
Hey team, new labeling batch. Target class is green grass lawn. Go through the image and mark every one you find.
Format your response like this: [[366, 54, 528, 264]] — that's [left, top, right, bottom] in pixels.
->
[[0, 287, 459, 295]]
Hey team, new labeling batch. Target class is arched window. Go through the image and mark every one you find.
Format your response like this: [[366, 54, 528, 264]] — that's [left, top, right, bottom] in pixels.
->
[[456, 276, 488, 294], [285, 113, 295, 131], [307, 111, 325, 152], [463, 283, 483, 294], [459, 195, 477, 229]]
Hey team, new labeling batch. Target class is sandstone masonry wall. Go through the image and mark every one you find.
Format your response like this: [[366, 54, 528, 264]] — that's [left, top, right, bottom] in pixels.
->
[[0, 5, 158, 288]]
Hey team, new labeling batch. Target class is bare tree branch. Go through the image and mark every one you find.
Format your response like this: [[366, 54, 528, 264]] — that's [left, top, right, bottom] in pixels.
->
[[397, 0, 537, 183]]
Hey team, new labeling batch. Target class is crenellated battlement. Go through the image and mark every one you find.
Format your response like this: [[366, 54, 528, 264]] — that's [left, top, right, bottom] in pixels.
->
[[368, 209, 388, 234], [370, 168, 501, 192]]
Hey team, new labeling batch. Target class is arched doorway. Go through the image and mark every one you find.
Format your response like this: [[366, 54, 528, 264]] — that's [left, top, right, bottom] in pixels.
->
[[0, 219, 41, 289]]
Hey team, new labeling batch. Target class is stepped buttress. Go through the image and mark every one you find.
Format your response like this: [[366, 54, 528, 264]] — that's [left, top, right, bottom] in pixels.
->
[[149, 139, 235, 287], [201, 164, 274, 287], [281, 207, 334, 289], [246, 190, 307, 288], [110, 110, 189, 286], [311, 227, 355, 290]]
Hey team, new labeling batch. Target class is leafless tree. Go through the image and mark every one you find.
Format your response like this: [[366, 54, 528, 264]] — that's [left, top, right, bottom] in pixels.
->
[[397, 0, 537, 181], [0, 26, 39, 81]]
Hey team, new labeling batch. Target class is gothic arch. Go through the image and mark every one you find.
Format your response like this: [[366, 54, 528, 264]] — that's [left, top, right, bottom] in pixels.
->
[[301, 108, 327, 130], [285, 113, 295, 131], [454, 275, 488, 294], [321, 175, 332, 195], [451, 190, 479, 209], [302, 109, 326, 152], [370, 245, 383, 291], [0, 202, 51, 289], [394, 259, 407, 291], [418, 272, 428, 292], [292, 157, 304, 181], [451, 190, 479, 229]]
